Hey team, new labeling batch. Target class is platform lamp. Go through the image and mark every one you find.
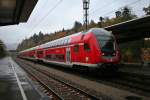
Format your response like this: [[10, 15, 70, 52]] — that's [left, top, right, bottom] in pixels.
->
[[82, 0, 90, 30]]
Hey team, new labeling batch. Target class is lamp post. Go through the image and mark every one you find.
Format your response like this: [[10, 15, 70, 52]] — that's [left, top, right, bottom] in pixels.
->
[[83, 0, 90, 30]]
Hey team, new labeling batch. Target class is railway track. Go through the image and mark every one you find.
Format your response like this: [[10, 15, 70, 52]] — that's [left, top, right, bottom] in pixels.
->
[[109, 72, 150, 96], [23, 66, 62, 100], [16, 59, 100, 100], [97, 73, 150, 97], [15, 58, 150, 99]]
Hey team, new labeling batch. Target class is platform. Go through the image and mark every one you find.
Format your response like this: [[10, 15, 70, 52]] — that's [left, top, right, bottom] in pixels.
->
[[0, 57, 46, 100], [120, 63, 150, 76]]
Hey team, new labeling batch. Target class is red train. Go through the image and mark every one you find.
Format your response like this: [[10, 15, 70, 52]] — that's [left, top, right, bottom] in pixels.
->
[[18, 28, 121, 71]]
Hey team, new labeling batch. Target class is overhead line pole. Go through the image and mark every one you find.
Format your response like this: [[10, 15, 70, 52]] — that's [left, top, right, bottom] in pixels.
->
[[83, 0, 90, 30]]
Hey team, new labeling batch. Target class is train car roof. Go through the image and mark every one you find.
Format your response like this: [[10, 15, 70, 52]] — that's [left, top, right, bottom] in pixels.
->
[[38, 28, 112, 49], [39, 32, 82, 49], [88, 28, 113, 37]]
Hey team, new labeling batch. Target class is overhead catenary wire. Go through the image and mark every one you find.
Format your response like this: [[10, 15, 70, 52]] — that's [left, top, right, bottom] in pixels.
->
[[102, 0, 141, 17], [23, 0, 49, 39], [92, 0, 141, 18], [28, 0, 49, 24], [27, 0, 142, 37], [30, 0, 63, 34], [90, 0, 118, 15]]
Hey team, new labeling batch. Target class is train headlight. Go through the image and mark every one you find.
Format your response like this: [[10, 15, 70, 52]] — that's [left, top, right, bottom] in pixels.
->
[[102, 53, 105, 56], [86, 57, 89, 62], [112, 53, 116, 56]]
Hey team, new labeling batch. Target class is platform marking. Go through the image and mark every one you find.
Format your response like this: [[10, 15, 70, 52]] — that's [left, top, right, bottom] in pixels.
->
[[10, 59, 28, 100]]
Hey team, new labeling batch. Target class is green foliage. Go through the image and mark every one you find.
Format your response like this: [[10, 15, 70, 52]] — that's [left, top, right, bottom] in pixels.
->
[[121, 6, 137, 21], [72, 21, 82, 32], [17, 32, 45, 51], [17, 30, 68, 51], [143, 4, 150, 15], [102, 6, 137, 27], [88, 20, 97, 28]]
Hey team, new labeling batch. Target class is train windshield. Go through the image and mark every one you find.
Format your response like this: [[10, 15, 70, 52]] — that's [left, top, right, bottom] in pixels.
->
[[97, 36, 115, 54]]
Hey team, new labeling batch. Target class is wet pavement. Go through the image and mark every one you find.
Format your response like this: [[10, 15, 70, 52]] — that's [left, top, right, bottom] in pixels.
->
[[0, 57, 43, 100]]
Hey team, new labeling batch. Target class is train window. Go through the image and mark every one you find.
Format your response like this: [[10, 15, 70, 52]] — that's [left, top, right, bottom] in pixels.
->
[[65, 39, 67, 45], [56, 55, 64, 61], [30, 55, 34, 58], [45, 54, 64, 61], [56, 42, 58, 46], [62, 39, 65, 45], [97, 36, 115, 53], [63, 40, 66, 45], [55, 42, 57, 46], [60, 40, 63, 45], [74, 45, 79, 52], [45, 55, 51, 60], [37, 51, 43, 54], [68, 38, 71, 43], [57, 41, 58, 46], [66, 39, 68, 45], [67, 38, 70, 45], [59, 41, 62, 46], [57, 41, 59, 46], [84, 43, 90, 52]]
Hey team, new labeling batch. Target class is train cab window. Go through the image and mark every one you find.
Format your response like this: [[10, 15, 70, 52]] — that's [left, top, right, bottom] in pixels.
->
[[74, 45, 79, 52], [84, 43, 90, 52]]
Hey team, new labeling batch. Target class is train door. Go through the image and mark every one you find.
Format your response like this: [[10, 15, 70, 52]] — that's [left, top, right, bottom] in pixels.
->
[[66, 47, 71, 64], [37, 50, 43, 59], [83, 43, 91, 63], [73, 44, 82, 62]]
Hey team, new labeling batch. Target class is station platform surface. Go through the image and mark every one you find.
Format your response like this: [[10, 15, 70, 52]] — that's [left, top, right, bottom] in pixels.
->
[[0, 57, 45, 100], [120, 63, 150, 76]]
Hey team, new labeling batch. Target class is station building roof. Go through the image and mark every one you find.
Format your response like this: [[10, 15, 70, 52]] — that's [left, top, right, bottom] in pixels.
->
[[0, 0, 38, 26], [104, 15, 150, 43]]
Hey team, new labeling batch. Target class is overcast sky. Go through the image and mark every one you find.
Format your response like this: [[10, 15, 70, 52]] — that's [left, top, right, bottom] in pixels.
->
[[0, 0, 149, 49]]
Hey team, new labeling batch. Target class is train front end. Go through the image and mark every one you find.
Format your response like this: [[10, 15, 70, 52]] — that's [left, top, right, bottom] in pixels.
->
[[91, 28, 121, 70]]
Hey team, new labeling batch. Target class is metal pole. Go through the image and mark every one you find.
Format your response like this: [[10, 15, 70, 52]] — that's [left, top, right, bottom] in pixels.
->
[[83, 0, 90, 31], [85, 7, 88, 30]]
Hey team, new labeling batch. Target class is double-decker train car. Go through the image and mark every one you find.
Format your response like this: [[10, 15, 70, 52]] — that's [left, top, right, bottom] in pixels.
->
[[18, 28, 121, 71]]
